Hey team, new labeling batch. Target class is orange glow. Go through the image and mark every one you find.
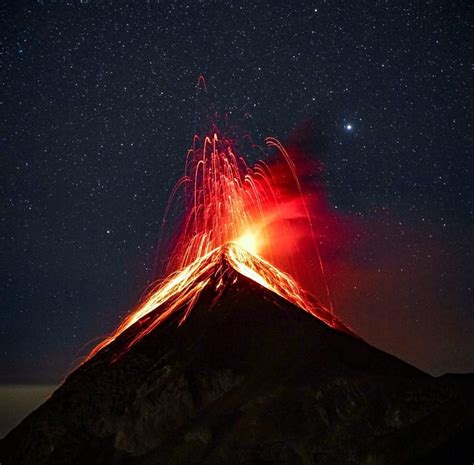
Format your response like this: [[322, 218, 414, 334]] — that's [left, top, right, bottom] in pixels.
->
[[86, 129, 344, 362], [235, 231, 260, 255]]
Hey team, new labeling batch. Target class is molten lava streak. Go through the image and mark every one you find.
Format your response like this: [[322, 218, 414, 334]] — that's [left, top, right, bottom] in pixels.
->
[[86, 131, 346, 362]]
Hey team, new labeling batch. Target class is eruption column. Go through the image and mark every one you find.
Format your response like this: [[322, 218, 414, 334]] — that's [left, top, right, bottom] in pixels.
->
[[86, 129, 339, 361]]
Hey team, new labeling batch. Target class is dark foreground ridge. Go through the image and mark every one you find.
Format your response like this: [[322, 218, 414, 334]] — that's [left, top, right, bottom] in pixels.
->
[[1, 247, 473, 464]]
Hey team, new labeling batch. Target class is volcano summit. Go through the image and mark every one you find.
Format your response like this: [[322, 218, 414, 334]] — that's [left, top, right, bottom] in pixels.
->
[[1, 244, 473, 465]]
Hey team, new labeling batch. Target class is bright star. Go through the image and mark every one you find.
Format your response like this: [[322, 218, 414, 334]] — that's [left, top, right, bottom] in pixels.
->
[[345, 124, 353, 131]]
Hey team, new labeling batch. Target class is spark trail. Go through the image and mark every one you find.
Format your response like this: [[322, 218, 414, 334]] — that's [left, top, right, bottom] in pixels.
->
[[86, 129, 342, 361]]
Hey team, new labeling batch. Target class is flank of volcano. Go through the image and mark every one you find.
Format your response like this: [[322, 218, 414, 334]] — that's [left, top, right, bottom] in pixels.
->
[[2, 130, 473, 464], [85, 242, 354, 363], [1, 240, 473, 465]]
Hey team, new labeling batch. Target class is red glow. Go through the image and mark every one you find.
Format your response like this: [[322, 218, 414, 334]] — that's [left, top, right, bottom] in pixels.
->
[[86, 128, 348, 361]]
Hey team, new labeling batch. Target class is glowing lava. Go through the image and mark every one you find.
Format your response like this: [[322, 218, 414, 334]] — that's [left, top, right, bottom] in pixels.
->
[[86, 129, 342, 361]]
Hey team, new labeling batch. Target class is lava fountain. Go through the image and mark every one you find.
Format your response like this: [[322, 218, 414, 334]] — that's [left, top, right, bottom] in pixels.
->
[[86, 128, 344, 362]]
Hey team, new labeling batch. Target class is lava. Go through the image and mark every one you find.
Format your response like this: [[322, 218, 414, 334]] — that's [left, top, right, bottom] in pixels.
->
[[86, 129, 341, 361]]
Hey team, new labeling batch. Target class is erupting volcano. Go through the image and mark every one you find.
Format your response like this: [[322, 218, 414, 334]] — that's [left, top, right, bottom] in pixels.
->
[[2, 125, 473, 465], [86, 129, 341, 362]]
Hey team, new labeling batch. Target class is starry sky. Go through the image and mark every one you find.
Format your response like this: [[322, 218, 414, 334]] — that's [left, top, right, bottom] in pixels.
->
[[1, 1, 472, 383]]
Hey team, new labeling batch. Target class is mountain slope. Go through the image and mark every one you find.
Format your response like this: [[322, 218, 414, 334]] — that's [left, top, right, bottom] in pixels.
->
[[1, 246, 473, 464]]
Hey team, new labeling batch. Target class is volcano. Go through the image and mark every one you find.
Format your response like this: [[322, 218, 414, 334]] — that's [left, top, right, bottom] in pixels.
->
[[1, 244, 473, 465]]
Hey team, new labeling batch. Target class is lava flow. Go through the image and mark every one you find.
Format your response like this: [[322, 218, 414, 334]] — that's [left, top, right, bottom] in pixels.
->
[[86, 129, 343, 361]]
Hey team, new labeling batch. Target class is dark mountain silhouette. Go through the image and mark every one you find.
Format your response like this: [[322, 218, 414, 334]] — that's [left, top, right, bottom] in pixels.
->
[[1, 245, 473, 465]]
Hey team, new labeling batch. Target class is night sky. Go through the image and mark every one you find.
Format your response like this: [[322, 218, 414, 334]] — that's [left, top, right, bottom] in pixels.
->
[[1, 1, 472, 384]]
